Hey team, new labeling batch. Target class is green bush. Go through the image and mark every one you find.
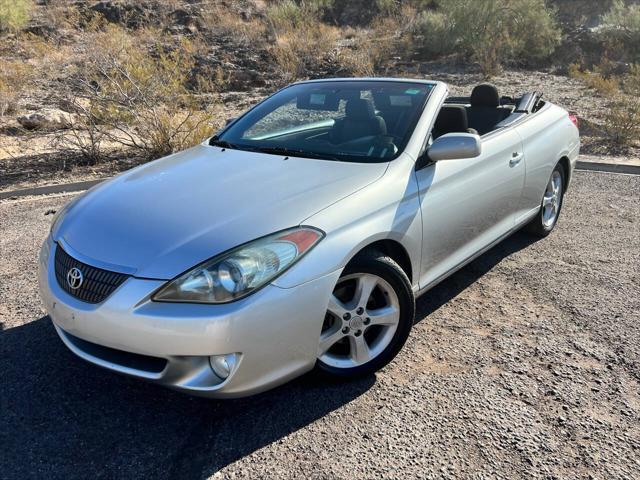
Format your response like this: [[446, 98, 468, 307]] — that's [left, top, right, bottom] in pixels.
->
[[600, 0, 640, 62], [266, 0, 306, 31], [412, 0, 561, 75], [413, 10, 455, 59], [0, 0, 33, 32]]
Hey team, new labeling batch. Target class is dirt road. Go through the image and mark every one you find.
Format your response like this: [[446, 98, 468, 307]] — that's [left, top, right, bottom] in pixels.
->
[[1, 171, 638, 479]]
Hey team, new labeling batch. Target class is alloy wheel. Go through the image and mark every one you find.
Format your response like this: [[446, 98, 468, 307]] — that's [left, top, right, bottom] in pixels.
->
[[542, 170, 563, 228], [318, 273, 400, 369]]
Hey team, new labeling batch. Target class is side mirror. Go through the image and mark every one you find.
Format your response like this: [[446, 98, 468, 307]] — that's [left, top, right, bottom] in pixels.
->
[[426, 133, 482, 163]]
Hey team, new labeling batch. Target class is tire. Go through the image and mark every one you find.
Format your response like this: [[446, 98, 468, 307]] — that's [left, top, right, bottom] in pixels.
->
[[315, 249, 415, 378], [525, 162, 566, 237]]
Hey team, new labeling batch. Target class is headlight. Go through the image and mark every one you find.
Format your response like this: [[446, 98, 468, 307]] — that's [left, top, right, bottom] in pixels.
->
[[152, 227, 324, 304]]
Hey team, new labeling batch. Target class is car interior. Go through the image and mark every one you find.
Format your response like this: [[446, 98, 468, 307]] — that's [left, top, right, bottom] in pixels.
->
[[226, 82, 544, 161], [434, 83, 545, 140], [240, 87, 432, 160], [318, 83, 539, 149]]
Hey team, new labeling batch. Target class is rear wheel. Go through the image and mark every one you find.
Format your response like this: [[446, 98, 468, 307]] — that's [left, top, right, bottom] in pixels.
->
[[525, 162, 565, 237], [316, 251, 414, 378]]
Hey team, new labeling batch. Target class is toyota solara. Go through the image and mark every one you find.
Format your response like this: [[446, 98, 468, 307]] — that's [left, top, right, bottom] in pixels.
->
[[39, 79, 580, 398]]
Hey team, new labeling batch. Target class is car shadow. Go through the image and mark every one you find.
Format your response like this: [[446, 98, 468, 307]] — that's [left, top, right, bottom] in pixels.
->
[[0, 232, 538, 479], [414, 231, 540, 322]]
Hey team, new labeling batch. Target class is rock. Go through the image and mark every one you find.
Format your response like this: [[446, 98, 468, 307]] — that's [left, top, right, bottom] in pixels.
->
[[89, 1, 147, 28], [17, 109, 75, 130]]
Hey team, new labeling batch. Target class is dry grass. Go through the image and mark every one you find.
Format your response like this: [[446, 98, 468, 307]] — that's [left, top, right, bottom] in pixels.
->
[[570, 62, 640, 146], [200, 4, 267, 45], [0, 60, 34, 116], [265, 1, 341, 82], [568, 63, 619, 97], [270, 24, 340, 82], [57, 24, 218, 161], [603, 97, 640, 146]]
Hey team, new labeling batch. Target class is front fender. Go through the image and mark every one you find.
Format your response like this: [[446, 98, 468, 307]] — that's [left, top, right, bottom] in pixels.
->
[[273, 155, 422, 289]]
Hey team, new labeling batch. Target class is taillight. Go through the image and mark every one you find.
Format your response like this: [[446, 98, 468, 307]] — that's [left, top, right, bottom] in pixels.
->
[[569, 113, 579, 129]]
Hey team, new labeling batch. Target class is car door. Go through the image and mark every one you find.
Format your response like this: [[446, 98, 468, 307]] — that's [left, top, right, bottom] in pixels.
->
[[414, 128, 525, 289]]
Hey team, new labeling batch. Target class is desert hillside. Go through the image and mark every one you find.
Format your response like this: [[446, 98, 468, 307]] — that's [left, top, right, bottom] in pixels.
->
[[1, 0, 639, 190]]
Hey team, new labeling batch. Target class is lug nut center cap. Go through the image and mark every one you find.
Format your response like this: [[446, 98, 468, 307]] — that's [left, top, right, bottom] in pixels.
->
[[349, 316, 364, 331]]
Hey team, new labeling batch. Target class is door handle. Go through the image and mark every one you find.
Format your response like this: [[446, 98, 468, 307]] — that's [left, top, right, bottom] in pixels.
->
[[509, 152, 523, 166]]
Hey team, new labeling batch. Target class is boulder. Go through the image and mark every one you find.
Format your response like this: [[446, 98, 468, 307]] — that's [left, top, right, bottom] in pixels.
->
[[17, 109, 75, 130]]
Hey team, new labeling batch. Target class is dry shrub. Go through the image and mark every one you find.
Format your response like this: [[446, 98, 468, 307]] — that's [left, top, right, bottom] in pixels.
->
[[63, 24, 217, 161], [0, 60, 34, 115], [604, 65, 640, 146], [0, 33, 68, 116], [38, 0, 82, 32], [338, 5, 415, 76], [570, 62, 640, 146], [200, 4, 267, 45], [267, 1, 340, 82], [412, 9, 456, 59], [411, 0, 561, 76], [568, 63, 619, 97], [0, 0, 33, 32], [599, 0, 640, 63], [603, 96, 640, 146], [335, 44, 377, 77]]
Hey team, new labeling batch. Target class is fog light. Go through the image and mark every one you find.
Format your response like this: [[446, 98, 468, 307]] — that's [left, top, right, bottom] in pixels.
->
[[209, 353, 237, 380]]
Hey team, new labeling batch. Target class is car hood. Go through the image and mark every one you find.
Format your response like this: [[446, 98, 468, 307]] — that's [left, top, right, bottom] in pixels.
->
[[55, 145, 388, 279]]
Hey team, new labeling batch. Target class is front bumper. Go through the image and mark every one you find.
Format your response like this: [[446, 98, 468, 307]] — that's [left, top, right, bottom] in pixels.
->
[[38, 237, 340, 398]]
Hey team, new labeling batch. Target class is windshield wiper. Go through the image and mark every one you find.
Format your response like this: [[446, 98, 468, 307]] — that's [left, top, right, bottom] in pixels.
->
[[255, 146, 339, 161], [209, 136, 238, 149]]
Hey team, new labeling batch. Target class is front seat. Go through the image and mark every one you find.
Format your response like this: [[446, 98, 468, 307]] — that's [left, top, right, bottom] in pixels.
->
[[432, 106, 477, 139], [466, 83, 512, 135], [329, 98, 386, 144]]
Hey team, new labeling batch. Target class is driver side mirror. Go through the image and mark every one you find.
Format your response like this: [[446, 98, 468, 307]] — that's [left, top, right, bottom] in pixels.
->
[[417, 133, 482, 169]]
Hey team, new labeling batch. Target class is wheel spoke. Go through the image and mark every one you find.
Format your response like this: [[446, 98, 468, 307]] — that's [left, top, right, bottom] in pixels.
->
[[367, 305, 399, 326], [327, 294, 349, 319], [354, 274, 377, 308], [348, 335, 371, 364], [318, 326, 344, 356], [542, 194, 554, 207]]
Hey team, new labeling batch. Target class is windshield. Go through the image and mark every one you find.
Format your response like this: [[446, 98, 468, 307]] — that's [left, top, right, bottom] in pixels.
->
[[214, 81, 434, 163]]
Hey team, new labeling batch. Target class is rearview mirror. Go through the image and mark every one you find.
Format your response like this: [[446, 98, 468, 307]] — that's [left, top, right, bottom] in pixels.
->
[[427, 133, 482, 162]]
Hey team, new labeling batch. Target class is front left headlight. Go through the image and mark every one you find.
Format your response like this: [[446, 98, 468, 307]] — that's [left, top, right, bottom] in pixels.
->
[[152, 227, 324, 304]]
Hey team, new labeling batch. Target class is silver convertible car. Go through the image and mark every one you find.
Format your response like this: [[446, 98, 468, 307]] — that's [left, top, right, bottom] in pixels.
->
[[39, 79, 580, 398]]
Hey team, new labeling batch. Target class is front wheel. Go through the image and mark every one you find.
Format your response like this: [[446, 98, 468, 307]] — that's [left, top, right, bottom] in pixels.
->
[[316, 250, 415, 378], [525, 162, 565, 237]]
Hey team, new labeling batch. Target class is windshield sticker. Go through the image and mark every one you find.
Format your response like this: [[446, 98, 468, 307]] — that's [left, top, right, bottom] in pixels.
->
[[404, 88, 421, 95], [389, 95, 412, 106], [309, 93, 326, 106]]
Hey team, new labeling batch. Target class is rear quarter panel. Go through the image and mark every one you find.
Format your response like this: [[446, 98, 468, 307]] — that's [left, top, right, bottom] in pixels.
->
[[515, 103, 580, 222]]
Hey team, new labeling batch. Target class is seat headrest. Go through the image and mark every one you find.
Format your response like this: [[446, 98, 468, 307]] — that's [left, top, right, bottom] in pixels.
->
[[434, 106, 469, 133], [471, 83, 500, 107], [345, 98, 376, 120]]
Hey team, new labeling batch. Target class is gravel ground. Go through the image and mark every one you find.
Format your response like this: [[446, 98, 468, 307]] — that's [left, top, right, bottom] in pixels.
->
[[0, 171, 639, 479]]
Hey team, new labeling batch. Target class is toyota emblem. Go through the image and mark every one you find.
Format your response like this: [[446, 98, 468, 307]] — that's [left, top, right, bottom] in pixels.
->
[[66, 267, 84, 290]]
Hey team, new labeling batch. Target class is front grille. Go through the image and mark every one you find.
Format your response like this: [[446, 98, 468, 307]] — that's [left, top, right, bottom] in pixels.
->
[[54, 244, 129, 304]]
